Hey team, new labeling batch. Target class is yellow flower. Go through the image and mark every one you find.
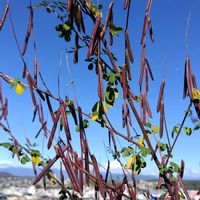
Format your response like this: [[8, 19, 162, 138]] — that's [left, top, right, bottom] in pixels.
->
[[192, 88, 200, 100], [91, 115, 98, 121], [32, 155, 41, 165], [15, 83, 24, 95], [138, 136, 145, 147], [138, 133, 150, 147], [151, 125, 159, 133], [126, 156, 136, 169], [134, 96, 141, 102]]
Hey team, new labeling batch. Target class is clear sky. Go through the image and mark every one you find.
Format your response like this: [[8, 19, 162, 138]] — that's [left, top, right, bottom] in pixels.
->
[[0, 0, 200, 179]]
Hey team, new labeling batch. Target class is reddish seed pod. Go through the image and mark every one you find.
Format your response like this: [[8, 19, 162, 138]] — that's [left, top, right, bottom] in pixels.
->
[[34, 57, 38, 85], [97, 64, 104, 101], [87, 14, 101, 58], [0, 4, 9, 32], [47, 108, 61, 149], [186, 56, 193, 99], [0, 83, 3, 105], [159, 100, 164, 139], [22, 64, 27, 78], [180, 160, 185, 178], [157, 79, 165, 113], [126, 102, 133, 127], [45, 93, 55, 123], [141, 93, 146, 125], [66, 0, 72, 12], [147, 15, 155, 42], [144, 93, 152, 118], [22, 7, 33, 55], [183, 60, 188, 99], [91, 155, 106, 198], [55, 145, 82, 194], [192, 73, 197, 89], [109, 30, 113, 46], [73, 33, 79, 63], [100, 2, 113, 39], [60, 103, 71, 141], [123, 0, 129, 10], [35, 121, 47, 139], [125, 49, 131, 81], [141, 15, 148, 46], [122, 64, 127, 99], [139, 57, 145, 89], [145, 58, 154, 81], [33, 145, 68, 185], [27, 73, 37, 106], [125, 30, 134, 63], [145, 67, 148, 92], [79, 6, 85, 33], [109, 129, 117, 152], [146, 0, 152, 14]]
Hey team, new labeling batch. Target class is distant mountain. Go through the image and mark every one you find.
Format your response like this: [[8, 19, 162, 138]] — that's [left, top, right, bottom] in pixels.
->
[[0, 166, 199, 181], [0, 171, 14, 177], [0, 166, 35, 177], [0, 166, 156, 180]]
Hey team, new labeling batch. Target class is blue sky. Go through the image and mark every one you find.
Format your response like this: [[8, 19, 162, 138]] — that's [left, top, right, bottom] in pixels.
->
[[0, 0, 200, 178]]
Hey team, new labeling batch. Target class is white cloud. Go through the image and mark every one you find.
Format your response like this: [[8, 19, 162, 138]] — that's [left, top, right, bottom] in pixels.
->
[[184, 168, 200, 180], [0, 160, 13, 167], [140, 167, 157, 177], [101, 160, 123, 173]]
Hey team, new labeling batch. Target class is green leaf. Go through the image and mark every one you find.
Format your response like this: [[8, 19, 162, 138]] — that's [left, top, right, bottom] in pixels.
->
[[145, 122, 152, 128], [170, 177, 176, 183], [139, 146, 151, 157], [97, 4, 103, 9], [170, 162, 180, 173], [184, 127, 192, 135], [88, 63, 93, 70], [46, 6, 51, 13], [109, 24, 123, 36], [159, 166, 166, 174], [109, 75, 116, 84], [172, 125, 180, 138], [160, 143, 167, 151], [30, 149, 41, 157], [21, 155, 30, 165], [75, 125, 80, 132], [194, 124, 200, 130], [83, 119, 89, 129], [0, 142, 12, 149], [121, 147, 134, 157], [104, 99, 114, 108], [63, 23, 71, 31], [173, 126, 180, 133], [114, 87, 119, 99]]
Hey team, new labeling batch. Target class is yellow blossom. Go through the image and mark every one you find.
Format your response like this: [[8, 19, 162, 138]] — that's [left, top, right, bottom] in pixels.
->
[[151, 125, 159, 133], [126, 156, 136, 169], [138, 136, 145, 147], [192, 88, 200, 100], [91, 115, 98, 121], [15, 83, 24, 95], [31, 155, 41, 165]]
